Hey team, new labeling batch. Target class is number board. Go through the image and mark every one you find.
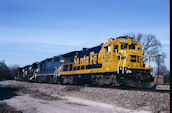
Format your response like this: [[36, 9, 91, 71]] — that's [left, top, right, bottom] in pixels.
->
[[132, 40, 137, 44], [120, 39, 128, 43]]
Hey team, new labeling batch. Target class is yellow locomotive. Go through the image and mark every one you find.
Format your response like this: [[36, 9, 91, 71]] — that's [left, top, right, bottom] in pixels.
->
[[16, 36, 154, 88], [60, 36, 154, 88]]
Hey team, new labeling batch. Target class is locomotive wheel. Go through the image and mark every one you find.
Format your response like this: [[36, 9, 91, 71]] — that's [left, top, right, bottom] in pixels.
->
[[46, 75, 54, 84], [91, 74, 119, 86], [61, 76, 74, 85], [122, 79, 155, 89]]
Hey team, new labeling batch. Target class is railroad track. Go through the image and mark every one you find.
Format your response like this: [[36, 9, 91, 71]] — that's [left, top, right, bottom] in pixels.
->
[[21, 79, 170, 93], [51, 83, 170, 93], [95, 85, 170, 93]]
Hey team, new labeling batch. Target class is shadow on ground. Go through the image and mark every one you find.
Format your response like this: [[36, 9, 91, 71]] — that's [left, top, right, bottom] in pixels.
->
[[0, 85, 18, 100]]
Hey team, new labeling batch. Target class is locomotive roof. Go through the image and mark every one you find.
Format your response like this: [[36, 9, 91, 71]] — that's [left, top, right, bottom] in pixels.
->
[[23, 65, 32, 68], [116, 36, 134, 39], [63, 51, 81, 58], [38, 54, 64, 64], [32, 62, 39, 65]]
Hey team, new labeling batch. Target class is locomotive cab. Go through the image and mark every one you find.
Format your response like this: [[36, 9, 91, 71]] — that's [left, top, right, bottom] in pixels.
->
[[109, 37, 152, 72], [108, 36, 154, 87]]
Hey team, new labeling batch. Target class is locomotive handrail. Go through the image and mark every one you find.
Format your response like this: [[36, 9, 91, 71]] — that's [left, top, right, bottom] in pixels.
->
[[115, 49, 118, 55], [53, 67, 58, 78], [117, 50, 123, 74], [29, 69, 37, 81], [122, 54, 128, 74]]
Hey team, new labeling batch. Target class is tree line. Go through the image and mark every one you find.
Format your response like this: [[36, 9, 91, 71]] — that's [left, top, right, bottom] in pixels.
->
[[0, 60, 19, 80]]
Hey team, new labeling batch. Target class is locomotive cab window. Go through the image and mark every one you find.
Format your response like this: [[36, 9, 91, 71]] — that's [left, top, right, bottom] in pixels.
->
[[129, 45, 135, 49], [114, 45, 118, 53], [121, 44, 128, 50], [47, 58, 52, 62], [104, 46, 110, 53], [54, 57, 59, 62]]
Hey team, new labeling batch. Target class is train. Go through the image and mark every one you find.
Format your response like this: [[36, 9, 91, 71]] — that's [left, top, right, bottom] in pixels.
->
[[15, 36, 155, 88]]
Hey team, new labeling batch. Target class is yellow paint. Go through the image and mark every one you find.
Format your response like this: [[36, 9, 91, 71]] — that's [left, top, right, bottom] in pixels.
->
[[33, 69, 37, 79], [23, 71, 26, 78], [60, 37, 152, 76]]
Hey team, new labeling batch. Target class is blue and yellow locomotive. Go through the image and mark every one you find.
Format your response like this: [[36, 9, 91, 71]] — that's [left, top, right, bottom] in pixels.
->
[[60, 36, 154, 87], [16, 36, 154, 88]]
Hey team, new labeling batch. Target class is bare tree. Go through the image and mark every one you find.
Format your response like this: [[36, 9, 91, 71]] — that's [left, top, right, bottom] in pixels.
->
[[0, 60, 10, 80], [124, 33, 169, 77], [154, 52, 169, 76], [124, 33, 162, 62], [159, 64, 169, 75], [8, 65, 20, 79]]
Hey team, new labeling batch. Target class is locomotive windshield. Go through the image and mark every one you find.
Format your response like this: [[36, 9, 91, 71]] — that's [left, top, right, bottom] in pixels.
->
[[129, 44, 135, 49], [121, 44, 128, 49], [114, 45, 118, 53], [120, 44, 136, 50]]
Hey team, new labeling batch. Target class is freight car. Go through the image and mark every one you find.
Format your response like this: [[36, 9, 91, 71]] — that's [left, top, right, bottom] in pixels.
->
[[16, 36, 155, 88]]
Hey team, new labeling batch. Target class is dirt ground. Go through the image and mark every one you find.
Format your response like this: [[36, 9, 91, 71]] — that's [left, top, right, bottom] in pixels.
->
[[0, 80, 170, 113], [0, 85, 23, 113], [0, 102, 22, 113]]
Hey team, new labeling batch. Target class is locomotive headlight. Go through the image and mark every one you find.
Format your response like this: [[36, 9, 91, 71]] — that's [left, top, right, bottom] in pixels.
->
[[126, 70, 132, 73]]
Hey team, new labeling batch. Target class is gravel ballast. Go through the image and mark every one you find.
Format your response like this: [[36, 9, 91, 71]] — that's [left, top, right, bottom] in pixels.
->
[[0, 80, 170, 113]]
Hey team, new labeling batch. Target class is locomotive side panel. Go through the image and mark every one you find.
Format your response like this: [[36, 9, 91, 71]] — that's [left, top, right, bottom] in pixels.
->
[[37, 55, 64, 75], [35, 55, 64, 83], [60, 45, 106, 75]]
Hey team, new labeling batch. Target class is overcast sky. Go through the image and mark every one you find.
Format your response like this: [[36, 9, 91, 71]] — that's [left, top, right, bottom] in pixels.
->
[[0, 0, 170, 69]]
